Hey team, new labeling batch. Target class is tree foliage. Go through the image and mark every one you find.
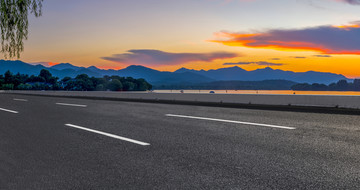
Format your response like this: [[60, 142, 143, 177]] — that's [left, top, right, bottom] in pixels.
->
[[291, 79, 360, 91], [0, 69, 153, 91], [0, 0, 43, 58]]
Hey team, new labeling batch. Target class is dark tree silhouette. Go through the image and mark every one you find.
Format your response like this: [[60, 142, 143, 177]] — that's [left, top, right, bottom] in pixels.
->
[[0, 69, 152, 91], [291, 79, 360, 91], [108, 79, 123, 91], [39, 69, 51, 82], [0, 0, 43, 58]]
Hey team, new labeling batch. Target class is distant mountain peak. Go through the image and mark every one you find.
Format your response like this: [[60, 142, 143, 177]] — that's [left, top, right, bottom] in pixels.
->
[[50, 63, 82, 71], [124, 65, 157, 72], [175, 67, 192, 73], [176, 66, 246, 73], [260, 67, 274, 71], [126, 65, 149, 69], [56, 63, 72, 66], [87, 66, 101, 70], [0, 59, 26, 64]]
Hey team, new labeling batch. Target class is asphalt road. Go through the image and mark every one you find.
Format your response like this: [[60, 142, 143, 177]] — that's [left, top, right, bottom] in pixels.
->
[[1, 93, 360, 189]]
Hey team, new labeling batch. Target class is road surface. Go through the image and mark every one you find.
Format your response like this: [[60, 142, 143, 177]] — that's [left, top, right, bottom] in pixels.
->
[[1, 93, 360, 189]]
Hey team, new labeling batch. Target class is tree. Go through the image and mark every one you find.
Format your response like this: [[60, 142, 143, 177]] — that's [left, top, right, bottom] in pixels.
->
[[74, 74, 94, 91], [0, 69, 153, 91], [39, 69, 52, 82], [108, 79, 122, 91], [95, 84, 105, 91], [17, 83, 32, 90], [336, 80, 348, 91], [4, 70, 12, 83], [0, 0, 43, 58], [353, 79, 360, 91], [135, 78, 152, 91], [123, 81, 135, 91], [61, 76, 71, 83]]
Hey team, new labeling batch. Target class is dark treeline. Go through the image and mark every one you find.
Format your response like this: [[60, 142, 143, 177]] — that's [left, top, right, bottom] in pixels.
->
[[0, 69, 152, 91], [291, 79, 360, 91]]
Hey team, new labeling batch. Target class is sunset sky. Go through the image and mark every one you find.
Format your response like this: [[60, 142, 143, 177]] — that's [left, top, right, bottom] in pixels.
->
[[6, 0, 360, 78]]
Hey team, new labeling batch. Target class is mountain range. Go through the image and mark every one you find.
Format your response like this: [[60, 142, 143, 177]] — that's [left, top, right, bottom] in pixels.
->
[[0, 60, 349, 87]]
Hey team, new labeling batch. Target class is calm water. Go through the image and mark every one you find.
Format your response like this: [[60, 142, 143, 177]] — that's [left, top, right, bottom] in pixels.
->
[[153, 90, 360, 96]]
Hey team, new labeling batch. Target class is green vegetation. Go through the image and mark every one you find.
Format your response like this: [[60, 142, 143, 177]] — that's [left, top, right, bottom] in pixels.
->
[[0, 69, 152, 91], [291, 79, 360, 91], [0, 0, 43, 58]]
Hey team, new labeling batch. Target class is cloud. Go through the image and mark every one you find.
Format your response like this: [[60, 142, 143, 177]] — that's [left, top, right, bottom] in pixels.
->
[[314, 54, 332, 57], [29, 61, 59, 67], [102, 49, 239, 66], [223, 61, 284, 66], [211, 21, 360, 55], [217, 0, 256, 3], [220, 0, 359, 5], [336, 0, 360, 5], [291, 56, 307, 59]]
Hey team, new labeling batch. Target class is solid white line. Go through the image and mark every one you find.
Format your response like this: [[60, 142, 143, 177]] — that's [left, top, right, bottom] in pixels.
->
[[166, 114, 296, 130], [0, 107, 18, 114], [56, 103, 87, 107], [13, 98, 28, 102], [65, 124, 150, 146]]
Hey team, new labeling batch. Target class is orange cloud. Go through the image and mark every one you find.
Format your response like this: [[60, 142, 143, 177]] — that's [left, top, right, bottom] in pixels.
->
[[48, 62, 60, 66], [211, 22, 360, 55], [333, 21, 360, 30]]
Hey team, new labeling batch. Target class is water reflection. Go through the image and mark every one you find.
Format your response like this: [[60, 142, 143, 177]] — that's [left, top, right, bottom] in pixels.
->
[[153, 90, 360, 96]]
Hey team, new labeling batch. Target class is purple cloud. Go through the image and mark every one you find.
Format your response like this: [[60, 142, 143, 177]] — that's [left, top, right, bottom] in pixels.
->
[[336, 0, 360, 5], [102, 49, 239, 66], [223, 61, 284, 66], [314, 55, 332, 57]]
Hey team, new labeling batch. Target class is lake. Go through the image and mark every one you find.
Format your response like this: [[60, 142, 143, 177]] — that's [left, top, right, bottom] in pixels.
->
[[153, 90, 360, 96]]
